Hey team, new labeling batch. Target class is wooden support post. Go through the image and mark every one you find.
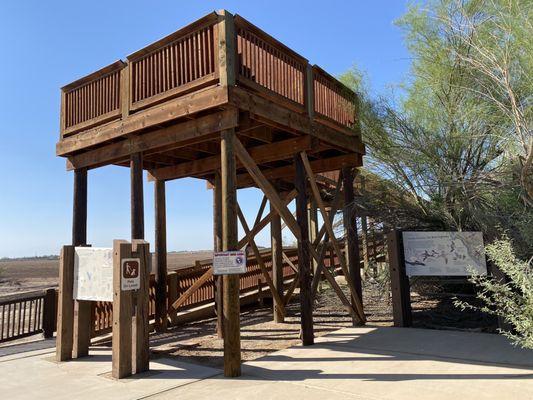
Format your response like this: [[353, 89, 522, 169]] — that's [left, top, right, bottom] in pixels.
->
[[271, 203, 284, 323], [43, 288, 56, 338], [132, 240, 150, 374], [72, 168, 91, 359], [308, 200, 319, 276], [221, 129, 241, 377], [154, 180, 168, 332], [167, 272, 178, 326], [112, 240, 133, 379], [294, 154, 314, 346], [56, 245, 75, 361], [387, 231, 412, 327], [342, 167, 363, 326], [217, 10, 236, 87], [213, 172, 224, 338], [131, 152, 145, 240]]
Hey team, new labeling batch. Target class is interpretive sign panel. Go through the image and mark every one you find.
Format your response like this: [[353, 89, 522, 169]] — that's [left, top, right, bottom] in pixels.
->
[[213, 251, 247, 275], [402, 231, 487, 276], [73, 247, 113, 301]]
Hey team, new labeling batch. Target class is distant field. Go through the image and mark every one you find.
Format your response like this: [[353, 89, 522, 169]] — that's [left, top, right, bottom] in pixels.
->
[[0, 250, 213, 296]]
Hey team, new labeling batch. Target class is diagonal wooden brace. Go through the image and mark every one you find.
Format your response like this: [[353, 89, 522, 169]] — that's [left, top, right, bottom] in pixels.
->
[[237, 206, 286, 317], [300, 151, 366, 323]]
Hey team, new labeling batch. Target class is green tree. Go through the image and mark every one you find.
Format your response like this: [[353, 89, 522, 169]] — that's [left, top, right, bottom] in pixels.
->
[[339, 0, 532, 256]]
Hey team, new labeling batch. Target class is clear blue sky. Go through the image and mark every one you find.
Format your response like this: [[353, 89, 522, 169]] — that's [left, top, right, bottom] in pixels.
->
[[0, 0, 410, 257]]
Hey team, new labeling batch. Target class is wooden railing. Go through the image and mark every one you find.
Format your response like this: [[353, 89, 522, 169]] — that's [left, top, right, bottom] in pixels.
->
[[0, 235, 383, 343], [235, 16, 307, 108], [90, 248, 300, 336], [59, 12, 358, 139], [61, 61, 124, 136], [127, 13, 219, 112], [0, 289, 56, 343], [313, 66, 357, 128]]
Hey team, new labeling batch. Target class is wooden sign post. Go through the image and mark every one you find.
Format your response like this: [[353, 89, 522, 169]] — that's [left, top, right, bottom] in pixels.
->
[[386, 230, 412, 327], [56, 240, 150, 379], [112, 239, 150, 379]]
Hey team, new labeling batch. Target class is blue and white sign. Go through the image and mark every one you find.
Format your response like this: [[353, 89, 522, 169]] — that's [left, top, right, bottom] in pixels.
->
[[213, 251, 247, 275]]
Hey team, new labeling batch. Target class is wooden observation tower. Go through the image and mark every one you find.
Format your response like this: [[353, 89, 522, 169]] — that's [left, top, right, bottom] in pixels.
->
[[56, 10, 365, 377]]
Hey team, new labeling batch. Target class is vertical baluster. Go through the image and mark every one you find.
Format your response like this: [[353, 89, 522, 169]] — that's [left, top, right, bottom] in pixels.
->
[[0, 304, 4, 340], [170, 44, 175, 89], [207, 27, 213, 74], [11, 302, 17, 337]]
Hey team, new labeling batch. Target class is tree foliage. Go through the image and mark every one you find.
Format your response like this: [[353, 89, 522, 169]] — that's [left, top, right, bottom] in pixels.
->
[[455, 239, 533, 348], [339, 0, 532, 257]]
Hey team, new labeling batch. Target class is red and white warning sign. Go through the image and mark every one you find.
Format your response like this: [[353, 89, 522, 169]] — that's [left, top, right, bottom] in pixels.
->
[[121, 258, 141, 290], [213, 251, 247, 275]]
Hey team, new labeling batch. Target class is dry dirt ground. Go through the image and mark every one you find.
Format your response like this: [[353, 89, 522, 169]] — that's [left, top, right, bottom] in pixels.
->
[[98, 279, 395, 369], [0, 254, 496, 360], [0, 251, 212, 296]]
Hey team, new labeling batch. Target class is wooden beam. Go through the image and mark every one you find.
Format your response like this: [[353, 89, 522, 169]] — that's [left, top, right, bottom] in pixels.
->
[[236, 190, 297, 249], [112, 240, 133, 379], [387, 231, 412, 327], [342, 167, 363, 326], [271, 206, 284, 323], [308, 199, 319, 276], [213, 171, 224, 338], [221, 128, 241, 377], [170, 268, 213, 311], [132, 240, 150, 374], [233, 137, 302, 240], [229, 86, 364, 153], [237, 206, 286, 318], [57, 85, 230, 156], [217, 10, 236, 87], [282, 252, 299, 274], [154, 180, 168, 332], [67, 109, 238, 170], [71, 168, 91, 359], [300, 152, 365, 323], [56, 245, 75, 361], [283, 272, 299, 307], [148, 136, 315, 181], [131, 153, 145, 240], [236, 153, 362, 188], [295, 154, 314, 346]]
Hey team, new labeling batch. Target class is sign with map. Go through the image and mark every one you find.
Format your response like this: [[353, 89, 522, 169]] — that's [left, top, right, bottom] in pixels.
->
[[402, 231, 487, 276], [73, 247, 113, 301]]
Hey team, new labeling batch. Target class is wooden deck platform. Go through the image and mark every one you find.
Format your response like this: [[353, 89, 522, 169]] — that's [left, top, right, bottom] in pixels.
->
[[56, 11, 364, 188]]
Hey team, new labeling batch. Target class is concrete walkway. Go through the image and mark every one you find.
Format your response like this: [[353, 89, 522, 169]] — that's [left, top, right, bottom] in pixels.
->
[[1, 326, 532, 399]]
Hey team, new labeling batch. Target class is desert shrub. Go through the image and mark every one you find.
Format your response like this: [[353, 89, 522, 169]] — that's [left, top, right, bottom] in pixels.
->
[[455, 239, 533, 348]]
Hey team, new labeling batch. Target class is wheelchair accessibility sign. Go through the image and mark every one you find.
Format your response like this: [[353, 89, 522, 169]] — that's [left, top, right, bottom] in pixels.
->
[[213, 251, 247, 275]]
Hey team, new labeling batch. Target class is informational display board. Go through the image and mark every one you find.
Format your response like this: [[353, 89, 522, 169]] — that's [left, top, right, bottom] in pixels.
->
[[121, 258, 141, 290], [213, 251, 247, 275], [402, 231, 487, 276], [73, 247, 114, 301]]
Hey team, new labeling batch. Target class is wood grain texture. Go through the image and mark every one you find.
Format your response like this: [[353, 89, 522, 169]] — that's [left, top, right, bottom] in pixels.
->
[[56, 246, 75, 361], [294, 154, 314, 346], [221, 128, 241, 377], [112, 240, 133, 379], [131, 153, 145, 240], [342, 167, 363, 326], [154, 180, 168, 332]]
